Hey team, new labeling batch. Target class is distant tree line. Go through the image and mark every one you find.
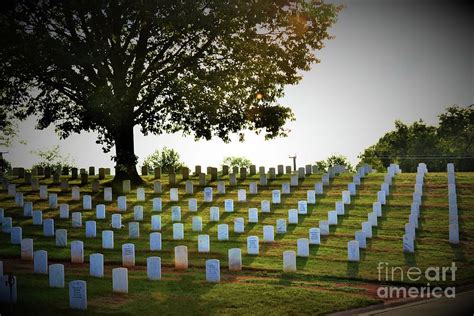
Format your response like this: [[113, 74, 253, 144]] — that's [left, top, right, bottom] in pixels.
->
[[359, 105, 474, 172]]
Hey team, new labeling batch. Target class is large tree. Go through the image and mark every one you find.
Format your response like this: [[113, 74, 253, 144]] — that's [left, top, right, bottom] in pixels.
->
[[0, 0, 340, 183]]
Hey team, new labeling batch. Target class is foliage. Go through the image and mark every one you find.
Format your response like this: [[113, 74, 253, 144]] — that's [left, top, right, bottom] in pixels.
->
[[315, 154, 354, 173], [142, 147, 186, 173], [0, 107, 18, 148], [0, 154, 11, 174], [222, 156, 253, 169], [358, 105, 474, 172], [0, 0, 341, 181], [30, 145, 75, 172]]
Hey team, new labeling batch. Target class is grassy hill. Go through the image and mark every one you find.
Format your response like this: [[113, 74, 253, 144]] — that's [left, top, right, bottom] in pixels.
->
[[1, 170, 473, 315]]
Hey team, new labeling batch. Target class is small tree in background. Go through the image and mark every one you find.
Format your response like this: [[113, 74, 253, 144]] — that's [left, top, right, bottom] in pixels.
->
[[315, 154, 354, 173], [222, 156, 253, 169], [142, 147, 186, 174], [31, 145, 75, 172]]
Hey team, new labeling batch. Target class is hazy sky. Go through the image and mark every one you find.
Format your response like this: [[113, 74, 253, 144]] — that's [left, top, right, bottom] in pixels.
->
[[5, 0, 473, 171]]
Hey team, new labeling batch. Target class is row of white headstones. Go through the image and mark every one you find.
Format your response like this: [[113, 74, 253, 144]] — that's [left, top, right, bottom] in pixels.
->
[[0, 165, 377, 309]]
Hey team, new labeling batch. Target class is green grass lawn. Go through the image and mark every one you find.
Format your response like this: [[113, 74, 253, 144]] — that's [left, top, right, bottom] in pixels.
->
[[0, 170, 473, 314]]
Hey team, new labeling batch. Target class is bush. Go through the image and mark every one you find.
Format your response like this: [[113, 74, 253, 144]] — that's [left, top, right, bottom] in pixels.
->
[[222, 156, 253, 169], [31, 145, 75, 172], [142, 147, 186, 173], [315, 154, 354, 173]]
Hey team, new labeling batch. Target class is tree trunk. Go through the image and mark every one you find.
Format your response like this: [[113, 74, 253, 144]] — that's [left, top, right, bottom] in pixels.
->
[[112, 123, 143, 186]]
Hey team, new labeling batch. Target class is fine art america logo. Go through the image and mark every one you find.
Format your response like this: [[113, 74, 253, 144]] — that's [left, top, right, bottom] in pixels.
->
[[377, 262, 457, 299]]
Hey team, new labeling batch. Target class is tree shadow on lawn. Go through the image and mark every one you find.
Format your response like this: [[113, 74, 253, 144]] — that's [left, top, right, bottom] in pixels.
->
[[346, 261, 360, 278]]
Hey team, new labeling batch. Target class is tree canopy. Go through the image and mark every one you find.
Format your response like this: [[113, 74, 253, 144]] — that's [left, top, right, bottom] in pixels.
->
[[0, 0, 340, 183], [358, 105, 474, 172]]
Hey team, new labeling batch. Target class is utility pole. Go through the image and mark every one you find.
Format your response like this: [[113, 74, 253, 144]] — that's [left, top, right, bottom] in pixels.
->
[[289, 155, 297, 172]]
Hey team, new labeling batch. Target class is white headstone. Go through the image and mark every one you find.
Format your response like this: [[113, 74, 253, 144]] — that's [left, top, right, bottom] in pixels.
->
[[362, 221, 372, 238], [69, 280, 87, 310], [55, 228, 67, 247], [206, 259, 220, 283], [342, 191, 351, 205], [104, 187, 113, 202], [71, 241, 84, 263], [247, 236, 259, 255], [186, 181, 194, 194], [249, 182, 258, 194], [290, 175, 298, 187], [319, 220, 329, 236], [171, 206, 181, 222], [224, 199, 234, 212], [122, 243, 135, 267], [95, 204, 106, 220], [102, 230, 114, 249], [355, 231, 367, 248], [328, 210, 338, 225], [136, 187, 146, 201], [248, 208, 258, 223], [60, 204, 69, 219], [308, 228, 320, 245], [85, 221, 97, 238], [129, 222, 140, 239], [210, 206, 220, 222], [32, 210, 43, 225], [261, 200, 271, 213], [134, 205, 144, 221], [49, 264, 65, 288], [198, 234, 210, 253], [147, 257, 161, 280], [43, 218, 55, 237], [307, 190, 316, 204], [377, 191, 386, 205], [21, 238, 34, 260], [237, 189, 246, 202], [228, 248, 242, 271], [34, 250, 48, 274], [188, 198, 198, 212], [152, 198, 162, 212], [234, 217, 245, 233], [297, 238, 309, 257], [348, 183, 357, 196], [217, 181, 225, 194], [173, 223, 184, 240], [122, 180, 131, 193], [82, 195, 92, 210], [276, 219, 287, 234], [23, 201, 33, 217], [71, 212, 82, 227], [204, 187, 213, 202], [298, 201, 308, 215], [174, 246, 188, 269], [170, 188, 179, 201], [283, 250, 297, 272], [15, 192, 24, 207], [217, 224, 229, 241], [347, 240, 360, 261], [282, 183, 291, 194], [315, 182, 324, 194], [149, 232, 162, 251], [373, 202, 382, 217], [118, 196, 127, 212], [449, 223, 459, 244], [151, 215, 161, 231], [71, 186, 80, 201], [335, 201, 344, 215], [48, 193, 58, 209], [90, 253, 104, 277], [263, 225, 274, 242], [111, 214, 122, 229], [8, 184, 16, 196], [10, 226, 22, 244], [39, 185, 47, 199], [272, 190, 281, 204], [154, 181, 162, 193], [368, 212, 378, 227], [288, 209, 298, 224], [112, 267, 128, 293], [403, 234, 414, 253]]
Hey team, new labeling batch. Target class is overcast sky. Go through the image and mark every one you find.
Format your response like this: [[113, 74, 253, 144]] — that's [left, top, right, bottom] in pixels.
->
[[5, 0, 473, 171]]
